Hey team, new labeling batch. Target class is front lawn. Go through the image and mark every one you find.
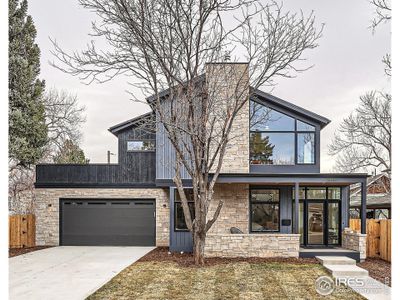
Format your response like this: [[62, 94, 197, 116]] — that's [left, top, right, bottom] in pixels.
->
[[88, 248, 364, 300]]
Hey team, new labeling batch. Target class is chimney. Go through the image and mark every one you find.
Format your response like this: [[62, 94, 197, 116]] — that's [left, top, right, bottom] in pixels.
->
[[205, 62, 250, 173]]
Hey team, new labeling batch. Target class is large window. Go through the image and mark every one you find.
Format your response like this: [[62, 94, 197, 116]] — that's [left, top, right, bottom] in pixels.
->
[[250, 101, 316, 165], [174, 189, 195, 231], [250, 189, 280, 232], [127, 140, 155, 151]]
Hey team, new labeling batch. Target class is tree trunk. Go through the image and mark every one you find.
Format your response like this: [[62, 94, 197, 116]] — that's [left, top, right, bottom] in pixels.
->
[[193, 228, 206, 265]]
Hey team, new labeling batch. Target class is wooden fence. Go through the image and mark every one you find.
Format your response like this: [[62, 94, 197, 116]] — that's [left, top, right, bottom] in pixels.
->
[[9, 214, 36, 248], [349, 219, 391, 262]]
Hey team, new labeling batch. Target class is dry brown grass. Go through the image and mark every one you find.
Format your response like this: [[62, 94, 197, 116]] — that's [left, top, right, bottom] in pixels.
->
[[87, 260, 365, 300]]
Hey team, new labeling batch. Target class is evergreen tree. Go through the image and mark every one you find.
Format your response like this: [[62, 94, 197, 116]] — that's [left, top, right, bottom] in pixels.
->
[[250, 132, 275, 164], [53, 139, 89, 164], [9, 0, 47, 168]]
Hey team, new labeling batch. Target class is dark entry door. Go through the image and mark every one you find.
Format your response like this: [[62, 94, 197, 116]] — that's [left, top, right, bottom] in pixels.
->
[[304, 200, 340, 246], [307, 202, 324, 245], [60, 199, 155, 246]]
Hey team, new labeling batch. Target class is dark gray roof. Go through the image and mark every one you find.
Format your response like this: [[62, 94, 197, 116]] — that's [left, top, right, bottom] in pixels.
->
[[350, 173, 389, 196], [216, 173, 369, 178], [252, 88, 331, 129], [146, 74, 206, 103], [145, 76, 331, 129], [108, 112, 153, 136], [350, 193, 391, 207]]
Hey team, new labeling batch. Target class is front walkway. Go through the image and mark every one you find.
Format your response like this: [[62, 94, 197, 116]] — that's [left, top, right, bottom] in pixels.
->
[[316, 256, 391, 300], [9, 246, 154, 300]]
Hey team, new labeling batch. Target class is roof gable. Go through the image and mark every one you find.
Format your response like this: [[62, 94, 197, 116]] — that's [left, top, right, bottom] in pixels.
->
[[252, 88, 331, 129], [108, 112, 154, 136]]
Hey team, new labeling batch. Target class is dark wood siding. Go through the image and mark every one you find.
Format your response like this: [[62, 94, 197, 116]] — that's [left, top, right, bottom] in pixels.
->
[[36, 122, 156, 188]]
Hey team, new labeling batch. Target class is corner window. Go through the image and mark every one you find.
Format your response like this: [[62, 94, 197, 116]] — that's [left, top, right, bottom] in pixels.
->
[[249, 100, 316, 165], [250, 189, 280, 232], [127, 140, 155, 151], [174, 189, 195, 231], [297, 133, 315, 164]]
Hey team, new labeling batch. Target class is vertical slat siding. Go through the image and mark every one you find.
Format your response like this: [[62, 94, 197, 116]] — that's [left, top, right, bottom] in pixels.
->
[[349, 219, 391, 262], [9, 214, 35, 248], [36, 153, 156, 186], [280, 187, 291, 234], [156, 113, 190, 180]]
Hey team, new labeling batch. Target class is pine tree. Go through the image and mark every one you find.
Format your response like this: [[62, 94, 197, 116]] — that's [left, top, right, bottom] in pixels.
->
[[250, 132, 275, 164], [9, 0, 47, 168], [53, 140, 89, 164]]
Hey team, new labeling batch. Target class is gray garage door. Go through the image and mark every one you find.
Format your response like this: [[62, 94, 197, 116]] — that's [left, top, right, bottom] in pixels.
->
[[60, 199, 155, 246]]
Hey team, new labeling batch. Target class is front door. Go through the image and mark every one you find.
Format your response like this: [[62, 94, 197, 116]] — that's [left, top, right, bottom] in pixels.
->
[[307, 202, 324, 245], [304, 200, 341, 246]]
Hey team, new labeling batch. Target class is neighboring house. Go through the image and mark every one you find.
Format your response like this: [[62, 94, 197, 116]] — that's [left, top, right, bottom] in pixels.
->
[[350, 173, 391, 219], [34, 63, 368, 260]]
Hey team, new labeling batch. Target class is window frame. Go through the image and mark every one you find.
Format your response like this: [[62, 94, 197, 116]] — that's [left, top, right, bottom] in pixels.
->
[[291, 186, 342, 246], [249, 101, 316, 166], [173, 188, 195, 232], [249, 187, 281, 233], [126, 139, 156, 152]]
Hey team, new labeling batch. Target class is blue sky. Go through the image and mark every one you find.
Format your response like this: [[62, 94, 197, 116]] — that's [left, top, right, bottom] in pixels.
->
[[28, 0, 390, 171]]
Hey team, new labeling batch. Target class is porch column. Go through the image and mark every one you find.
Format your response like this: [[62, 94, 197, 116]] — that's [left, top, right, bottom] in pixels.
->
[[360, 178, 367, 234], [294, 182, 299, 234]]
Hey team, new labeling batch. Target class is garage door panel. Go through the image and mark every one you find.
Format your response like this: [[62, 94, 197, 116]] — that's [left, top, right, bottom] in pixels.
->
[[61, 199, 155, 246]]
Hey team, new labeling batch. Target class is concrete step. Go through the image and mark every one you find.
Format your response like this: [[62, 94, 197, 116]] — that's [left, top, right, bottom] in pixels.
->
[[324, 264, 369, 278], [316, 256, 356, 266]]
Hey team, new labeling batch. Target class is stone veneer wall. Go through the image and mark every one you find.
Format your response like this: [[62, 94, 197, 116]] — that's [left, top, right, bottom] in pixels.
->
[[207, 183, 249, 234], [342, 228, 367, 261], [34, 188, 169, 246], [205, 234, 300, 258], [204, 184, 300, 258], [206, 63, 249, 174]]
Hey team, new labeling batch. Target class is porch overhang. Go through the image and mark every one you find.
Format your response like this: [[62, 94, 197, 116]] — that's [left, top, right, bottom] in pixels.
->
[[215, 173, 369, 235], [215, 173, 368, 185]]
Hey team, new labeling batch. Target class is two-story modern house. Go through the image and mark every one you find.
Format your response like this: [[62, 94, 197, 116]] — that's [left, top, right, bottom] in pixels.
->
[[34, 63, 368, 261]]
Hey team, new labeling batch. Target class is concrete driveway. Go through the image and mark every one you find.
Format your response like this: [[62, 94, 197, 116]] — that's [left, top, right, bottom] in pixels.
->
[[9, 246, 154, 300]]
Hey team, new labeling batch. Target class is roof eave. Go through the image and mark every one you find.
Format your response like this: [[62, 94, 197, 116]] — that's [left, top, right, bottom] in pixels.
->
[[251, 87, 331, 129], [108, 112, 153, 136]]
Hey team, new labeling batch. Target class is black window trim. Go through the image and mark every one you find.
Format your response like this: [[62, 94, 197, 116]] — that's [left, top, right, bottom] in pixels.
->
[[173, 188, 195, 232], [249, 187, 281, 233], [249, 101, 317, 166], [126, 139, 156, 152], [291, 186, 342, 246]]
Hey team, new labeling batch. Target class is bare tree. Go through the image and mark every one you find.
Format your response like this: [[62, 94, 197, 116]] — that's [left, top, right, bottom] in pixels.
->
[[42, 88, 86, 161], [370, 0, 391, 77], [370, 0, 391, 32], [329, 92, 391, 174], [50, 0, 322, 264], [8, 166, 36, 214], [9, 89, 86, 214]]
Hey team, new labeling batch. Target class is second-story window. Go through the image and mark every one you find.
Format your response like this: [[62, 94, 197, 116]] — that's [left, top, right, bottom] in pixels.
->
[[127, 140, 155, 152], [250, 101, 315, 165]]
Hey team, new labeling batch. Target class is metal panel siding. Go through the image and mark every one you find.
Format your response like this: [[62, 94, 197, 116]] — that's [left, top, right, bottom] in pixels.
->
[[169, 187, 193, 252], [156, 115, 190, 180], [60, 199, 155, 246], [279, 187, 293, 234]]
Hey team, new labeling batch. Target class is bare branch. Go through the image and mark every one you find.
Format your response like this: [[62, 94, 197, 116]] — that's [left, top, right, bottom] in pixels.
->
[[329, 91, 391, 174]]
